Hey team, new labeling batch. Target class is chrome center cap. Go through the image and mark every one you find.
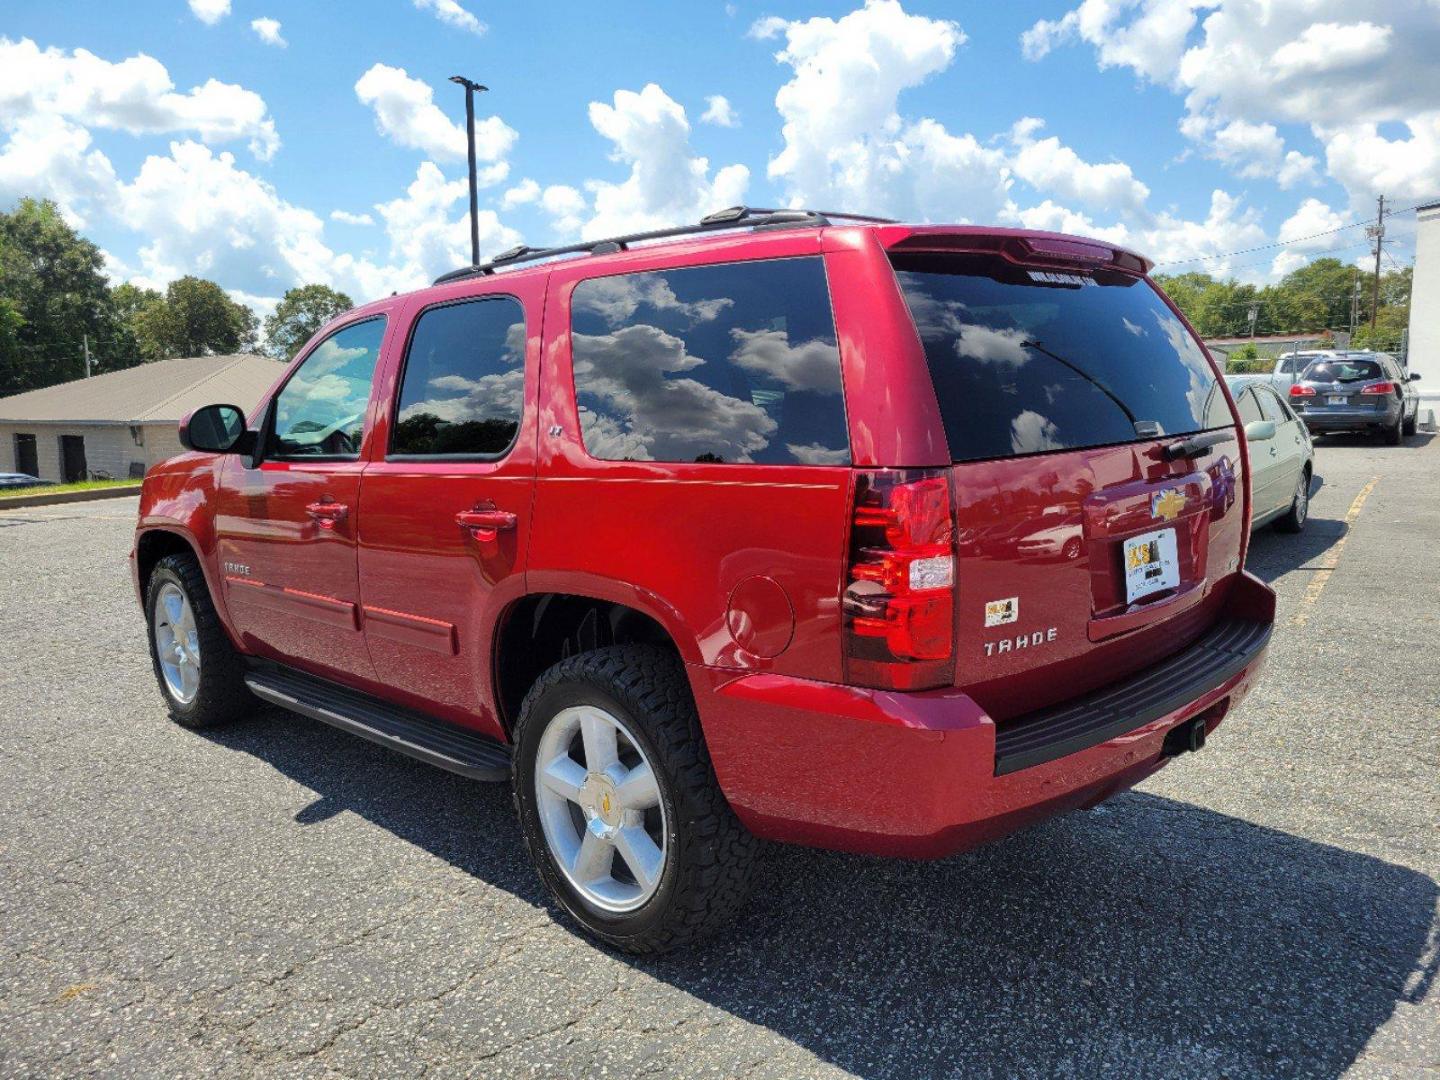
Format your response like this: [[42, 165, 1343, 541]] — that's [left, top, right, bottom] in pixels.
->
[[580, 774, 622, 829]]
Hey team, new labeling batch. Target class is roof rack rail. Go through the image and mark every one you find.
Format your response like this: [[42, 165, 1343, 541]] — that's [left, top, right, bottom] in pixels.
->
[[432, 205, 898, 285]]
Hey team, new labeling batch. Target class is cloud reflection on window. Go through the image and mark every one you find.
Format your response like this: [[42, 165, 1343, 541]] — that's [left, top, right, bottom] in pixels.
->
[[570, 258, 849, 465]]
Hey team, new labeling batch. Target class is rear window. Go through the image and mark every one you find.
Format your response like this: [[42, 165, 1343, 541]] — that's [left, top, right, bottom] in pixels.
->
[[1303, 359, 1383, 383], [570, 257, 848, 465], [892, 254, 1230, 463]]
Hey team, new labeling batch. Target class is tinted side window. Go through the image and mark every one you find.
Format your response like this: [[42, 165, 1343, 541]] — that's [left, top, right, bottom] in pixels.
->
[[272, 318, 385, 458], [1236, 388, 1264, 424], [392, 298, 526, 457], [570, 258, 849, 465]]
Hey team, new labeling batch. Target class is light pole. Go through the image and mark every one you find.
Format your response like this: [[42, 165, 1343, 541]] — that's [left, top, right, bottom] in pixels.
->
[[449, 75, 488, 267]]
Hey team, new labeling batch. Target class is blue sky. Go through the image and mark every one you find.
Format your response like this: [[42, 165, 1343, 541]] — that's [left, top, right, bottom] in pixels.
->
[[3, 0, 1437, 317]]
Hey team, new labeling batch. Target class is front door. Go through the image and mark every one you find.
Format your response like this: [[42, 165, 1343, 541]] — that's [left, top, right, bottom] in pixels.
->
[[1236, 387, 1283, 517], [214, 316, 389, 685], [357, 291, 538, 738]]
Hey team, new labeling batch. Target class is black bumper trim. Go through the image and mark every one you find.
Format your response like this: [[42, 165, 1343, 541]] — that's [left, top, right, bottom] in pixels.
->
[[993, 616, 1272, 776]]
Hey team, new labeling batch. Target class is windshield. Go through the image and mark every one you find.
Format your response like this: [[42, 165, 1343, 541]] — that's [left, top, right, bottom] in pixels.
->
[[1302, 359, 1383, 383], [891, 253, 1230, 463]]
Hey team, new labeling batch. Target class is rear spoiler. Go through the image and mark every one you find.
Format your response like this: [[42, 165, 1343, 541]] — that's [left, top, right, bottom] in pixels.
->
[[876, 226, 1154, 276]]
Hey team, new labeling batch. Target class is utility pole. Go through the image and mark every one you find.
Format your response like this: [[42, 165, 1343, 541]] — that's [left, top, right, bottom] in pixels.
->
[[449, 75, 488, 267], [82, 334, 91, 378], [1368, 194, 1386, 331], [1349, 271, 1361, 335]]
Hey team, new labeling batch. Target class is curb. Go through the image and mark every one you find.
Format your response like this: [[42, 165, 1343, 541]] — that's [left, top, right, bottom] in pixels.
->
[[0, 486, 141, 510]]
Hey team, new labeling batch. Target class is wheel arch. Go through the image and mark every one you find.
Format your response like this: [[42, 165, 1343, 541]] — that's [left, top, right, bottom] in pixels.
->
[[492, 589, 690, 737]]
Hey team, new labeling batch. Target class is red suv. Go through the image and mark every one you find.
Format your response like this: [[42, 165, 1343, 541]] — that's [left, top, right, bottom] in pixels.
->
[[132, 207, 1275, 953]]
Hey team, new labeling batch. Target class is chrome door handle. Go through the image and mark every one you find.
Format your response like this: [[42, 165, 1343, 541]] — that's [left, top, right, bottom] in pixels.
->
[[456, 508, 517, 542], [305, 500, 349, 529]]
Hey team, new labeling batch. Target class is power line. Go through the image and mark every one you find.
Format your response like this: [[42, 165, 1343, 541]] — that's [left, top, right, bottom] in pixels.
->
[[1154, 198, 1439, 269]]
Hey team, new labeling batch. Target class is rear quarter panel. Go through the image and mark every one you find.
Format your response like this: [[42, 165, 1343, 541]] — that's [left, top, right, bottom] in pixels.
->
[[528, 231, 853, 678]]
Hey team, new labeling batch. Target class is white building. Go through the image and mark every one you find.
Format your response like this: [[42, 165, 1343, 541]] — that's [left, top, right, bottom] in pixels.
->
[[1408, 201, 1440, 419], [0, 354, 283, 482]]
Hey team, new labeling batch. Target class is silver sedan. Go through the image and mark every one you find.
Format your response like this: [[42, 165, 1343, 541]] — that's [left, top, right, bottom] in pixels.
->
[[1226, 379, 1314, 533]]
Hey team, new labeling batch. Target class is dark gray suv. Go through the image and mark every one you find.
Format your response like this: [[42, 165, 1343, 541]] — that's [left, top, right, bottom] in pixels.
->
[[1287, 352, 1421, 444]]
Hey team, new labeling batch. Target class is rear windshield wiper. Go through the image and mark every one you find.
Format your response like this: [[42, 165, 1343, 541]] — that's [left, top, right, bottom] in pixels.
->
[[1021, 339, 1144, 432]]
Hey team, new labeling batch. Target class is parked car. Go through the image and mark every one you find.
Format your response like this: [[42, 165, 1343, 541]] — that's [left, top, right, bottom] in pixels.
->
[[1227, 349, 1332, 396], [131, 208, 1276, 953], [0, 473, 52, 490], [1287, 352, 1421, 443], [1226, 379, 1313, 532]]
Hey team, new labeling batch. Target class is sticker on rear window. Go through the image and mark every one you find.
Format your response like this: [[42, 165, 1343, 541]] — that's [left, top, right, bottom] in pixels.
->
[[1026, 270, 1096, 287], [984, 597, 1019, 627]]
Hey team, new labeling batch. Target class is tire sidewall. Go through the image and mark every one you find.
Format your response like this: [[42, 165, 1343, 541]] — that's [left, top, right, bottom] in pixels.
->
[[513, 672, 685, 946]]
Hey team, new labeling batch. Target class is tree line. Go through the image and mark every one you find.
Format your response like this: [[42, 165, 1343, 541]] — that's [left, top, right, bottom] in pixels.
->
[[1, 198, 354, 397], [1153, 257, 1411, 351]]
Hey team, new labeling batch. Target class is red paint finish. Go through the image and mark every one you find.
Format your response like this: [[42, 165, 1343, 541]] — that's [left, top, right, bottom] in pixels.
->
[[132, 218, 1275, 862]]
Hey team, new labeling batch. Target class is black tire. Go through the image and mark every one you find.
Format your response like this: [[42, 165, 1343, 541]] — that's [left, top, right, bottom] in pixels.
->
[[512, 645, 758, 954], [1275, 466, 1310, 533], [144, 553, 252, 729], [1383, 414, 1403, 445], [1403, 409, 1417, 437]]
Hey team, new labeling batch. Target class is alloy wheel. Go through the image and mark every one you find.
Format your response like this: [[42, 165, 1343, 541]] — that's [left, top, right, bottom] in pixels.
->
[[533, 704, 668, 913], [154, 582, 201, 704]]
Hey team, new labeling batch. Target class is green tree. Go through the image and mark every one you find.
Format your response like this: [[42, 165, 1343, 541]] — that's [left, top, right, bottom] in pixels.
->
[[133, 276, 259, 359], [263, 284, 354, 360], [0, 197, 124, 394]]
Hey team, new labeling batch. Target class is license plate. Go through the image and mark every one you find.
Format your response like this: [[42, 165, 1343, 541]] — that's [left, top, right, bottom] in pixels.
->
[[1123, 528, 1180, 604], [1327, 395, 1347, 405]]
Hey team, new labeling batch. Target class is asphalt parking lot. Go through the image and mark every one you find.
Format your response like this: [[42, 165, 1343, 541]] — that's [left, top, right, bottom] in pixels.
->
[[2, 433, 1437, 1079]]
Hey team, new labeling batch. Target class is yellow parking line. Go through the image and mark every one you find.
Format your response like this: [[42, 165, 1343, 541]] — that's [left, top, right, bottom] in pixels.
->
[[1290, 475, 1380, 627]]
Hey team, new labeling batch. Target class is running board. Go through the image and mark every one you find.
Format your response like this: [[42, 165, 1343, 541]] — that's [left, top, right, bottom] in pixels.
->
[[244, 666, 511, 781]]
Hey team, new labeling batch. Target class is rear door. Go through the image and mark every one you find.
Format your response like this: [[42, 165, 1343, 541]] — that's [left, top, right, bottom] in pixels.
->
[[356, 283, 540, 736], [887, 250, 1247, 719], [1254, 384, 1306, 510]]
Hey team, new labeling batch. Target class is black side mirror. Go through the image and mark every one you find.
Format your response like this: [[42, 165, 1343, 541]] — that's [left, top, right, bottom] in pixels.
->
[[179, 404, 249, 453], [1409, 372, 1422, 382]]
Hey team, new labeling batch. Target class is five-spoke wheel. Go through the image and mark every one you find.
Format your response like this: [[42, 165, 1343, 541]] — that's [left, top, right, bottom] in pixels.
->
[[153, 581, 201, 705]]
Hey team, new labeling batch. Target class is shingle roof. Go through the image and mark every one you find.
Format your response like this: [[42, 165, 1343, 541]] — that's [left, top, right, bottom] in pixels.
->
[[0, 354, 285, 424]]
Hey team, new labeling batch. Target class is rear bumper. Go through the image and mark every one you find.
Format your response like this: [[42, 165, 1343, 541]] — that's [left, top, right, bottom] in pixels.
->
[[693, 571, 1275, 859], [1297, 403, 1398, 430]]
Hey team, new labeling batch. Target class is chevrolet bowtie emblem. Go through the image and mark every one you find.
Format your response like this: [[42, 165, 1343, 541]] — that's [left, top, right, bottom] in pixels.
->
[[1152, 488, 1185, 522]]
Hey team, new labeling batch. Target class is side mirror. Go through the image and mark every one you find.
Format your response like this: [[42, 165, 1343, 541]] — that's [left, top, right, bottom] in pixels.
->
[[1243, 419, 1276, 442], [1409, 372, 1422, 382], [179, 404, 248, 453]]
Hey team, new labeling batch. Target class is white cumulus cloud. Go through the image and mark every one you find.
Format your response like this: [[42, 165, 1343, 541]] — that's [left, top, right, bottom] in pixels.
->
[[250, 18, 286, 47], [583, 83, 748, 239], [188, 0, 231, 25], [0, 37, 280, 160], [414, 0, 486, 35], [354, 63, 515, 164], [701, 95, 738, 128]]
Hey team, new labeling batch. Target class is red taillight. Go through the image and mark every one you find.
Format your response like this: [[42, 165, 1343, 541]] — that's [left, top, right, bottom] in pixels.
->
[[1360, 381, 1395, 395], [1289, 384, 1316, 397], [843, 469, 956, 690]]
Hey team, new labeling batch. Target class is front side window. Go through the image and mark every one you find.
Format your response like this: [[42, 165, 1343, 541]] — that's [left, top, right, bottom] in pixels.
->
[[892, 253, 1228, 463], [1236, 388, 1264, 424], [392, 297, 526, 457], [1254, 386, 1286, 422], [272, 318, 386, 458], [569, 257, 849, 465]]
